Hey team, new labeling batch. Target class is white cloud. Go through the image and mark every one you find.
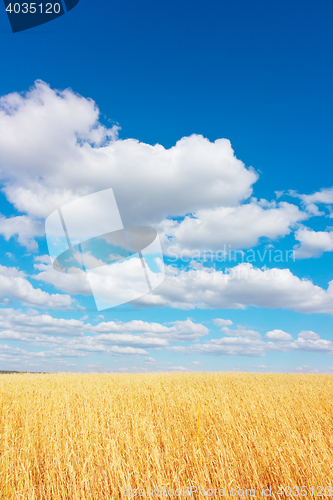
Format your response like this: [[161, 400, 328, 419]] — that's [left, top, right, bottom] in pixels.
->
[[221, 326, 262, 339], [0, 308, 85, 335], [160, 201, 307, 254], [34, 255, 51, 264], [169, 337, 268, 357], [93, 333, 167, 348], [0, 329, 166, 352], [295, 365, 320, 373], [0, 309, 208, 344], [290, 188, 333, 207], [298, 330, 320, 340], [0, 81, 257, 225], [107, 346, 148, 355], [168, 328, 333, 357], [33, 260, 92, 296], [93, 318, 208, 341], [1, 80, 333, 349], [0, 265, 75, 310], [273, 335, 333, 355], [144, 357, 157, 363], [35, 253, 333, 318], [1, 306, 332, 362], [0, 214, 43, 251], [0, 330, 68, 345], [287, 188, 333, 218], [294, 227, 333, 258], [213, 318, 233, 327], [265, 329, 293, 341], [136, 262, 333, 314]]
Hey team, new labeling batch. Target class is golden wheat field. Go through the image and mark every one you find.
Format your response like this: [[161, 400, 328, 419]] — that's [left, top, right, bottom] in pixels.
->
[[0, 372, 332, 499]]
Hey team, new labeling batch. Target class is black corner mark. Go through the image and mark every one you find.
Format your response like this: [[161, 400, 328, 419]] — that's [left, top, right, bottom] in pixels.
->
[[3, 0, 80, 33]]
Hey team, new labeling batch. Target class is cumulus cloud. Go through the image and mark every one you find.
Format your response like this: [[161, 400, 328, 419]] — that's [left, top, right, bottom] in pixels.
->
[[136, 262, 333, 314], [169, 337, 269, 357], [0, 265, 75, 310], [220, 326, 262, 339], [0, 306, 332, 361], [0, 83, 309, 265], [0, 81, 325, 322], [298, 330, 320, 340], [269, 334, 333, 355], [2, 79, 333, 374], [0, 308, 208, 342], [289, 188, 333, 208], [0, 308, 85, 335], [0, 313, 212, 364], [0, 328, 166, 352], [213, 318, 233, 327], [295, 365, 320, 373], [265, 329, 293, 341], [35, 254, 333, 317], [0, 215, 44, 251], [33, 259, 92, 296], [168, 328, 333, 358], [91, 318, 208, 341], [294, 227, 333, 258], [93, 334, 167, 348], [107, 346, 148, 355], [0, 81, 257, 225], [160, 201, 307, 254]]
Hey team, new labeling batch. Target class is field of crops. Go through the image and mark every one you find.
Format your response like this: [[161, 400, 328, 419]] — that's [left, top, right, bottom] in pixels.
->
[[0, 372, 332, 499]]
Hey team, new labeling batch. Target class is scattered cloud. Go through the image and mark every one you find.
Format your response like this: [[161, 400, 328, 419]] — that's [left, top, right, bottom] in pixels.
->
[[295, 365, 320, 374], [33, 259, 92, 296], [168, 328, 333, 358], [298, 330, 320, 340], [221, 326, 262, 339], [137, 262, 333, 315], [168, 337, 269, 357], [294, 227, 333, 259], [0, 214, 44, 251], [0, 265, 75, 310], [290, 337, 333, 353], [213, 318, 233, 327], [0, 306, 332, 363], [0, 81, 257, 226], [265, 329, 293, 341], [289, 188, 333, 209], [0, 82, 332, 371], [93, 318, 209, 341], [0, 309, 208, 341], [160, 201, 307, 254]]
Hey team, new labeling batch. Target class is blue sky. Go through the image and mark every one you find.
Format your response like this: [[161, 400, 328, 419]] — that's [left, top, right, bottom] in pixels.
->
[[0, 0, 333, 373]]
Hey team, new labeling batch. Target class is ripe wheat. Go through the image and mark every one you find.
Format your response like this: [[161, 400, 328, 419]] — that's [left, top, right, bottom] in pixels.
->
[[0, 372, 332, 499]]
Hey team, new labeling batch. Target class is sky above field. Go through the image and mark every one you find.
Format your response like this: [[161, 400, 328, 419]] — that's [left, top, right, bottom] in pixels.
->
[[0, 0, 333, 373]]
